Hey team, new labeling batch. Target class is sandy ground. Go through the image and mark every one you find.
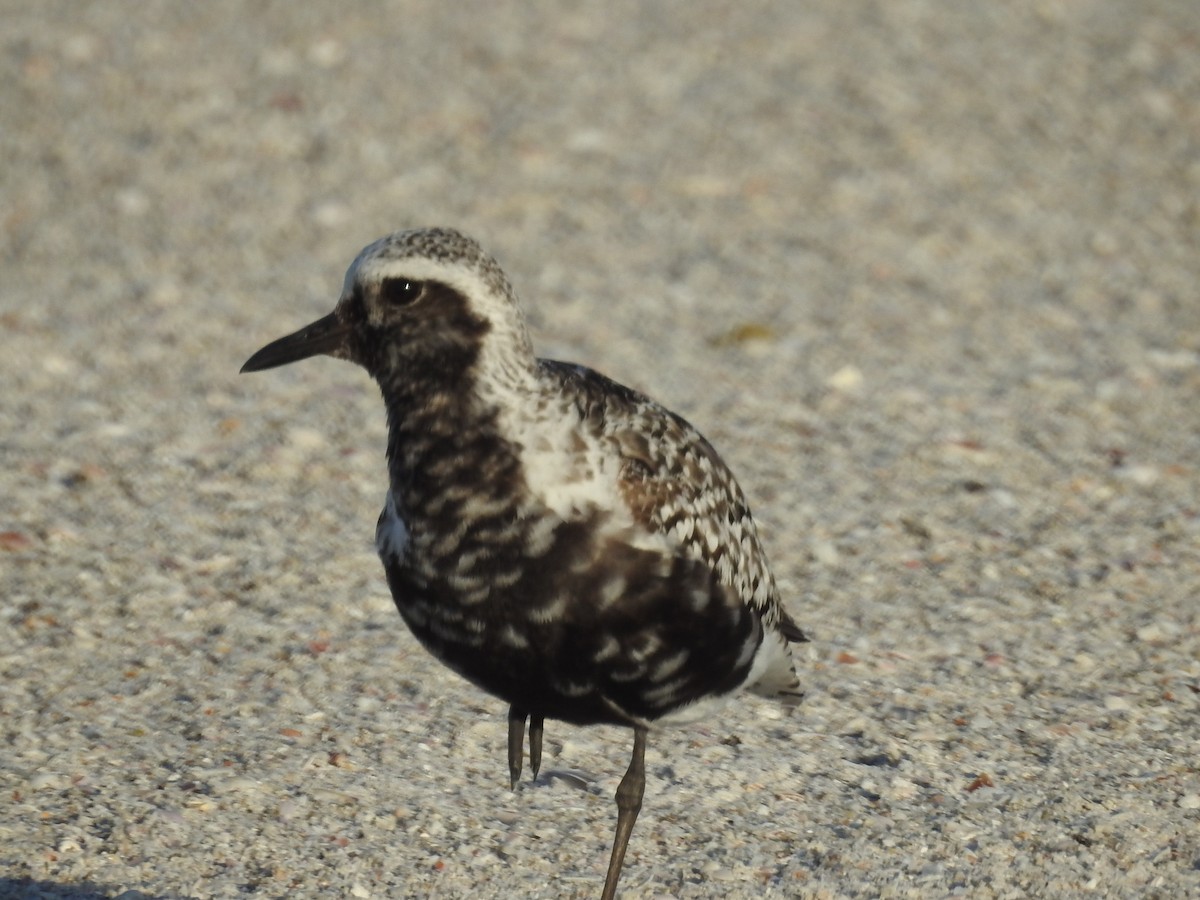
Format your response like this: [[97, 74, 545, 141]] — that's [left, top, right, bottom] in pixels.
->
[[3, 2, 1199, 898]]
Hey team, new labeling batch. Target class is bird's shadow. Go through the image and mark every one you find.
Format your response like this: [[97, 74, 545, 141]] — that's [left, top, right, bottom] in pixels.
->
[[534, 767, 603, 794], [0, 879, 181, 900]]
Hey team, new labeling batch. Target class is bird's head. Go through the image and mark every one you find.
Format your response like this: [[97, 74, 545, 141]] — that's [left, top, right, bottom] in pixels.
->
[[241, 228, 534, 390]]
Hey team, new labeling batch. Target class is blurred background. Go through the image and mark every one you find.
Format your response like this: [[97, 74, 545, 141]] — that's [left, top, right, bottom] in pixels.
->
[[3, 2, 1198, 897]]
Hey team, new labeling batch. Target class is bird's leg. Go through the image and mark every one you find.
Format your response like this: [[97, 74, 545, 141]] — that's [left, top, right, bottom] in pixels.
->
[[529, 714, 544, 780], [600, 727, 647, 900], [507, 706, 527, 789]]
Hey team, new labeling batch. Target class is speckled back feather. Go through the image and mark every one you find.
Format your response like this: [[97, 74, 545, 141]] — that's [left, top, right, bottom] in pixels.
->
[[538, 360, 807, 707]]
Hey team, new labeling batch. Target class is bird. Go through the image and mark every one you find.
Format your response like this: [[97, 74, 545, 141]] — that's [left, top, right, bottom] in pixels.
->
[[240, 227, 807, 899]]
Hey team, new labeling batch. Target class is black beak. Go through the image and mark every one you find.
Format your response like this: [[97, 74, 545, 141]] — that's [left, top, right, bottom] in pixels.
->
[[240, 312, 351, 373]]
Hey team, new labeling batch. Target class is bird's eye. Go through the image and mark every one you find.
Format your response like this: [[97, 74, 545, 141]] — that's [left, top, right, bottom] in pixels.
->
[[379, 278, 424, 306]]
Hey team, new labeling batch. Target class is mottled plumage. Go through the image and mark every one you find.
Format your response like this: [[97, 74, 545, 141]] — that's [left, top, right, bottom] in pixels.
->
[[241, 227, 806, 899]]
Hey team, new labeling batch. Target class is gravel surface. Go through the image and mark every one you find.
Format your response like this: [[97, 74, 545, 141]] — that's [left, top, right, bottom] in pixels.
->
[[3, 2, 1199, 898]]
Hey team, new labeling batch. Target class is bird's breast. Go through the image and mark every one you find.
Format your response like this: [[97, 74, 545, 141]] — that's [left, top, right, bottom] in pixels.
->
[[375, 492, 765, 726]]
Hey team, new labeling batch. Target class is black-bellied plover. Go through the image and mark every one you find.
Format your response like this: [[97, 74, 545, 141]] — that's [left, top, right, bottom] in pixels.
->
[[241, 227, 806, 899]]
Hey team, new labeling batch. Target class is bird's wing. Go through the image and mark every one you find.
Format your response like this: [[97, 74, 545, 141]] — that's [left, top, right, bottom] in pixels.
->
[[539, 359, 805, 643], [532, 359, 806, 720]]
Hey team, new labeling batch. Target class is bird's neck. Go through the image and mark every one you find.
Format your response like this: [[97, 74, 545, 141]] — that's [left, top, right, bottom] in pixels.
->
[[379, 359, 539, 519]]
